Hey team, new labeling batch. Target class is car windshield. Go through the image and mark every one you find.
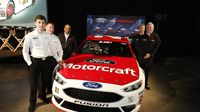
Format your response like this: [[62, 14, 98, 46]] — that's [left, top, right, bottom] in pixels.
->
[[76, 40, 132, 57]]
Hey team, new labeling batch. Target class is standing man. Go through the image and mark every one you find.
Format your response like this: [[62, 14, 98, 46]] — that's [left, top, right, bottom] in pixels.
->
[[130, 24, 146, 56], [45, 22, 63, 94], [134, 22, 161, 90], [58, 24, 77, 60], [22, 15, 62, 112]]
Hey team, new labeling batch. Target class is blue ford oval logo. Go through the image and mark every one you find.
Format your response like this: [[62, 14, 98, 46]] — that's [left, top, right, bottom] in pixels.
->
[[83, 82, 102, 89]]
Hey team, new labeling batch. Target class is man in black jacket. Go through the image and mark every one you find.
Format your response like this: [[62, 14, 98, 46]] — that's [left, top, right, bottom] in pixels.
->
[[58, 24, 77, 60]]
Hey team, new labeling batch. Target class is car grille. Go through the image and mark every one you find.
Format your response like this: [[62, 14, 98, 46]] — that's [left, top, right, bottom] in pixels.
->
[[61, 101, 121, 112], [64, 88, 123, 103]]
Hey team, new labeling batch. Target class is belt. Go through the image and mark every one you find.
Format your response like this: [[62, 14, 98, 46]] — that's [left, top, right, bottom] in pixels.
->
[[32, 57, 51, 61]]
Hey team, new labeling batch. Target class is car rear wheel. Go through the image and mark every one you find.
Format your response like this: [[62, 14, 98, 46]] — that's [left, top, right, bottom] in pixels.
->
[[6, 1, 15, 19]]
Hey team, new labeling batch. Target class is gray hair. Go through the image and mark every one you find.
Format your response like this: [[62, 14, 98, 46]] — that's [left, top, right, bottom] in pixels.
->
[[146, 22, 154, 27]]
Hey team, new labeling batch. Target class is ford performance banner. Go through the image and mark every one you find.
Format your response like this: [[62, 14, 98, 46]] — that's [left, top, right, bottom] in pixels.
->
[[87, 15, 145, 37]]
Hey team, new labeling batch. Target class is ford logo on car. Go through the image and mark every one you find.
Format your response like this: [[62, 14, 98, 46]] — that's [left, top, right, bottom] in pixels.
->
[[95, 18, 107, 23], [83, 82, 102, 89]]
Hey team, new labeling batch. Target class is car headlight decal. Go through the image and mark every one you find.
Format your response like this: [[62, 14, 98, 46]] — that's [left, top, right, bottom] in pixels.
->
[[55, 74, 66, 85], [122, 80, 143, 92]]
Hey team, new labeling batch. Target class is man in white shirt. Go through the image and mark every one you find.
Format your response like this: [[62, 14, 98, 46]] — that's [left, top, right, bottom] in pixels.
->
[[44, 22, 63, 94], [22, 15, 63, 112]]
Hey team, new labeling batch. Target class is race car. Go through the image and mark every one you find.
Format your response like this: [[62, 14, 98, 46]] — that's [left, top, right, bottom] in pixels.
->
[[52, 35, 145, 112], [0, 0, 35, 20]]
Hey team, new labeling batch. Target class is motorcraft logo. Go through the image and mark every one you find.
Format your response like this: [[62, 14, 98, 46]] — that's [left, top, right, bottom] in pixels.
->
[[83, 82, 102, 89], [74, 100, 109, 107], [95, 18, 107, 23], [86, 58, 115, 64], [64, 63, 136, 76]]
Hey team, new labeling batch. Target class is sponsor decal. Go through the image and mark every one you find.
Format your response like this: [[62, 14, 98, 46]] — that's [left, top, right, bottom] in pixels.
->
[[86, 58, 115, 64], [33, 37, 38, 39], [83, 82, 102, 89], [55, 87, 59, 94], [64, 63, 136, 76], [74, 100, 109, 107], [99, 41, 112, 44]]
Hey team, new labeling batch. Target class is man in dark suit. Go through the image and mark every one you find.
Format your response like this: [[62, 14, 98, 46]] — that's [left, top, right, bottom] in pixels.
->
[[58, 24, 77, 60]]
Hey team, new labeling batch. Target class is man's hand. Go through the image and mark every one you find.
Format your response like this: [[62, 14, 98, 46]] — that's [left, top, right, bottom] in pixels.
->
[[25, 65, 31, 71], [144, 53, 151, 59], [58, 60, 64, 69]]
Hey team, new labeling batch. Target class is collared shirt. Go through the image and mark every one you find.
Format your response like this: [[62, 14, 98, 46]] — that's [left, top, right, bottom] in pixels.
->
[[146, 33, 151, 36], [64, 33, 70, 42], [22, 29, 60, 65], [49, 34, 63, 61]]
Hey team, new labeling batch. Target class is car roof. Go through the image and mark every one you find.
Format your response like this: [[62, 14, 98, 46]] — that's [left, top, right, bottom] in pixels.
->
[[85, 35, 130, 43]]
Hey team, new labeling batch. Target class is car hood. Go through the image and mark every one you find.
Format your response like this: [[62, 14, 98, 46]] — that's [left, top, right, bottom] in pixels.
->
[[59, 54, 140, 85]]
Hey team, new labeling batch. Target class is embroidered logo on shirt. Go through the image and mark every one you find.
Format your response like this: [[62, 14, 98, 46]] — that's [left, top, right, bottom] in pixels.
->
[[142, 39, 147, 41], [33, 37, 38, 39]]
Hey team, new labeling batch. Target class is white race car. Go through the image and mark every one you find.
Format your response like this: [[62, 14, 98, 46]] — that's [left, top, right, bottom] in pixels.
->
[[52, 35, 145, 112], [0, 0, 35, 20]]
